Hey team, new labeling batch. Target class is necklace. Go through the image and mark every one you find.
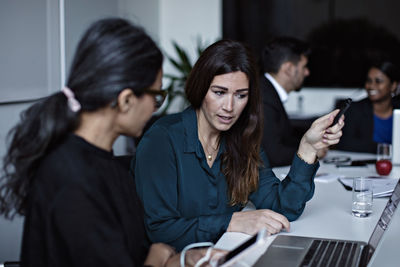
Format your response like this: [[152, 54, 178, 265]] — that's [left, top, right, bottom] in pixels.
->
[[198, 134, 219, 161], [196, 111, 219, 161]]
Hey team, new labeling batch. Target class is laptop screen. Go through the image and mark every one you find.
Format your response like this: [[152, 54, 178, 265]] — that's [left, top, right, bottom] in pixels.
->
[[368, 179, 400, 252]]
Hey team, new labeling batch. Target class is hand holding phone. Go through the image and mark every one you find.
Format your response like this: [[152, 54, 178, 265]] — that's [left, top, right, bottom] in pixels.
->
[[331, 98, 352, 126], [213, 229, 268, 267]]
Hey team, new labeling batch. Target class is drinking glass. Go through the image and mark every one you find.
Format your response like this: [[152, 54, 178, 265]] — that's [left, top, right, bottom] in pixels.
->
[[352, 177, 373, 218], [376, 143, 392, 175]]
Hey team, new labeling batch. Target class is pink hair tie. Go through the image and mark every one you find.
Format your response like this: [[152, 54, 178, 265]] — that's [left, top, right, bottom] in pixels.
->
[[61, 87, 81, 112]]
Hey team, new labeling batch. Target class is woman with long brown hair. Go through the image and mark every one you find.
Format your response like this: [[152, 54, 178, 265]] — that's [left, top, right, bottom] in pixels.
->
[[134, 39, 344, 251]]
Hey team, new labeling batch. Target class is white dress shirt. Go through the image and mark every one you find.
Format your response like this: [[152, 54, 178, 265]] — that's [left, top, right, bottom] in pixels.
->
[[265, 73, 288, 103]]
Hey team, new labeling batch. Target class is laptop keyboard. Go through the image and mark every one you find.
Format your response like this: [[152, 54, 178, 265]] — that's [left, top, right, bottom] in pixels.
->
[[300, 240, 359, 267]]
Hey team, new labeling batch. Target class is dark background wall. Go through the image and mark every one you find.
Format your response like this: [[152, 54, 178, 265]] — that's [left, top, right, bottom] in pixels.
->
[[223, 0, 400, 88]]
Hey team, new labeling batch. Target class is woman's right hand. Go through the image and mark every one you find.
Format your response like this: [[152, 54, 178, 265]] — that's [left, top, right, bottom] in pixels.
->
[[297, 109, 344, 164], [226, 209, 290, 235]]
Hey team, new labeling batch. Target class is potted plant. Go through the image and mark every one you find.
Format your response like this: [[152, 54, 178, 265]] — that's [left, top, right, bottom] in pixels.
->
[[159, 38, 207, 115]]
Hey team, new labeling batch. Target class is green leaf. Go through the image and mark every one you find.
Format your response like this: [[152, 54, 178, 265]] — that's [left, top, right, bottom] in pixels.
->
[[164, 74, 182, 80], [166, 54, 187, 74], [162, 37, 210, 114], [196, 36, 205, 56], [172, 41, 192, 76]]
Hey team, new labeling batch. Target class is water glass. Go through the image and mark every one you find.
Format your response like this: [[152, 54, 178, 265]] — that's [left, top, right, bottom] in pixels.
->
[[352, 177, 373, 217]]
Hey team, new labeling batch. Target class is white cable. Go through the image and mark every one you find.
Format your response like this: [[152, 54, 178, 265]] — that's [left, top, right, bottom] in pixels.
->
[[180, 242, 214, 267], [194, 246, 213, 267], [235, 261, 251, 267]]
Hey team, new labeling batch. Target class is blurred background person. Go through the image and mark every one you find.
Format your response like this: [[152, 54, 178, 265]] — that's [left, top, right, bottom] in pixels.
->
[[337, 59, 400, 153], [260, 36, 327, 167]]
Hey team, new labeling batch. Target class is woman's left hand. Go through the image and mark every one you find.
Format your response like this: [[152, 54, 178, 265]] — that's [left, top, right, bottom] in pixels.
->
[[297, 109, 344, 164]]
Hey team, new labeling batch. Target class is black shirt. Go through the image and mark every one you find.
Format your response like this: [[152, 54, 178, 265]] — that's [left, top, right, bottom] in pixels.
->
[[21, 134, 147, 267]]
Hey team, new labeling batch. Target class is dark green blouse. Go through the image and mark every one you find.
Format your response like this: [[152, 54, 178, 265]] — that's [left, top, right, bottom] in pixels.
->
[[134, 107, 318, 251]]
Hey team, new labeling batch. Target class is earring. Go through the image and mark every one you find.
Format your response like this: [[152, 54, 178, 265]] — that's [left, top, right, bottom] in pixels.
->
[[110, 99, 118, 108]]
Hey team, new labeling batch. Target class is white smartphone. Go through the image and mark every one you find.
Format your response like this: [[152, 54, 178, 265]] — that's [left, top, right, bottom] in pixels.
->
[[214, 228, 268, 267]]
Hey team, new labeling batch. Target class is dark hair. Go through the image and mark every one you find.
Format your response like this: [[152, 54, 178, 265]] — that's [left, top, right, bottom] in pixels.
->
[[261, 36, 311, 74], [368, 59, 400, 83], [185, 39, 263, 206], [0, 18, 162, 218]]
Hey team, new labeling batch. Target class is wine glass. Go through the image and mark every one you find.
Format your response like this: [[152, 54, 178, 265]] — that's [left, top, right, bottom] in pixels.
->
[[376, 143, 392, 175]]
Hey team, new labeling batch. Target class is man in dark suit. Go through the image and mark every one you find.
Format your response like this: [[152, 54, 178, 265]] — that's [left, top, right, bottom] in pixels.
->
[[260, 37, 315, 167]]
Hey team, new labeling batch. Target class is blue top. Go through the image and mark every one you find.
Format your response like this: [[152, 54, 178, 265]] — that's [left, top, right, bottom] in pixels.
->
[[373, 114, 393, 144], [134, 107, 319, 251]]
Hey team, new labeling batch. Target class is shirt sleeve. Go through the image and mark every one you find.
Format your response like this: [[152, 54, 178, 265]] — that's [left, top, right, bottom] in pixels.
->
[[249, 150, 319, 221], [50, 186, 137, 266], [134, 125, 232, 251]]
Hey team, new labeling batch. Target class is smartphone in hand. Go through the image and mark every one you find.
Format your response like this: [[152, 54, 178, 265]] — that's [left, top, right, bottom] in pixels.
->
[[213, 229, 268, 267], [331, 98, 352, 126]]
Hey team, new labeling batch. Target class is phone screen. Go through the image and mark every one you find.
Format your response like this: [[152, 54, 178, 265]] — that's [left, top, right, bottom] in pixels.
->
[[218, 234, 258, 265]]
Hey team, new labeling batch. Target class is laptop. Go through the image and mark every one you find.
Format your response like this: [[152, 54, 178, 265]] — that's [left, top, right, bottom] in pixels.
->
[[254, 179, 400, 267]]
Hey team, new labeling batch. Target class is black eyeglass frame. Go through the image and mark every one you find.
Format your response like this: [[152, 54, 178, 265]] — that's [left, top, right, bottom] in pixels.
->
[[109, 88, 167, 109], [142, 88, 167, 108]]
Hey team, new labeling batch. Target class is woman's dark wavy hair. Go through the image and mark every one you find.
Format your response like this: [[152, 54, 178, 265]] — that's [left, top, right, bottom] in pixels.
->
[[0, 18, 162, 218], [185, 39, 263, 206]]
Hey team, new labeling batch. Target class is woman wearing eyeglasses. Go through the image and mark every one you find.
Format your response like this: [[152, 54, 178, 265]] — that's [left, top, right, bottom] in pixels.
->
[[0, 18, 208, 267], [134, 39, 345, 251], [337, 59, 400, 153]]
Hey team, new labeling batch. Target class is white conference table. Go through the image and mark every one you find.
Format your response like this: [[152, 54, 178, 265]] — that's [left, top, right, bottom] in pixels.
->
[[215, 150, 400, 266]]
